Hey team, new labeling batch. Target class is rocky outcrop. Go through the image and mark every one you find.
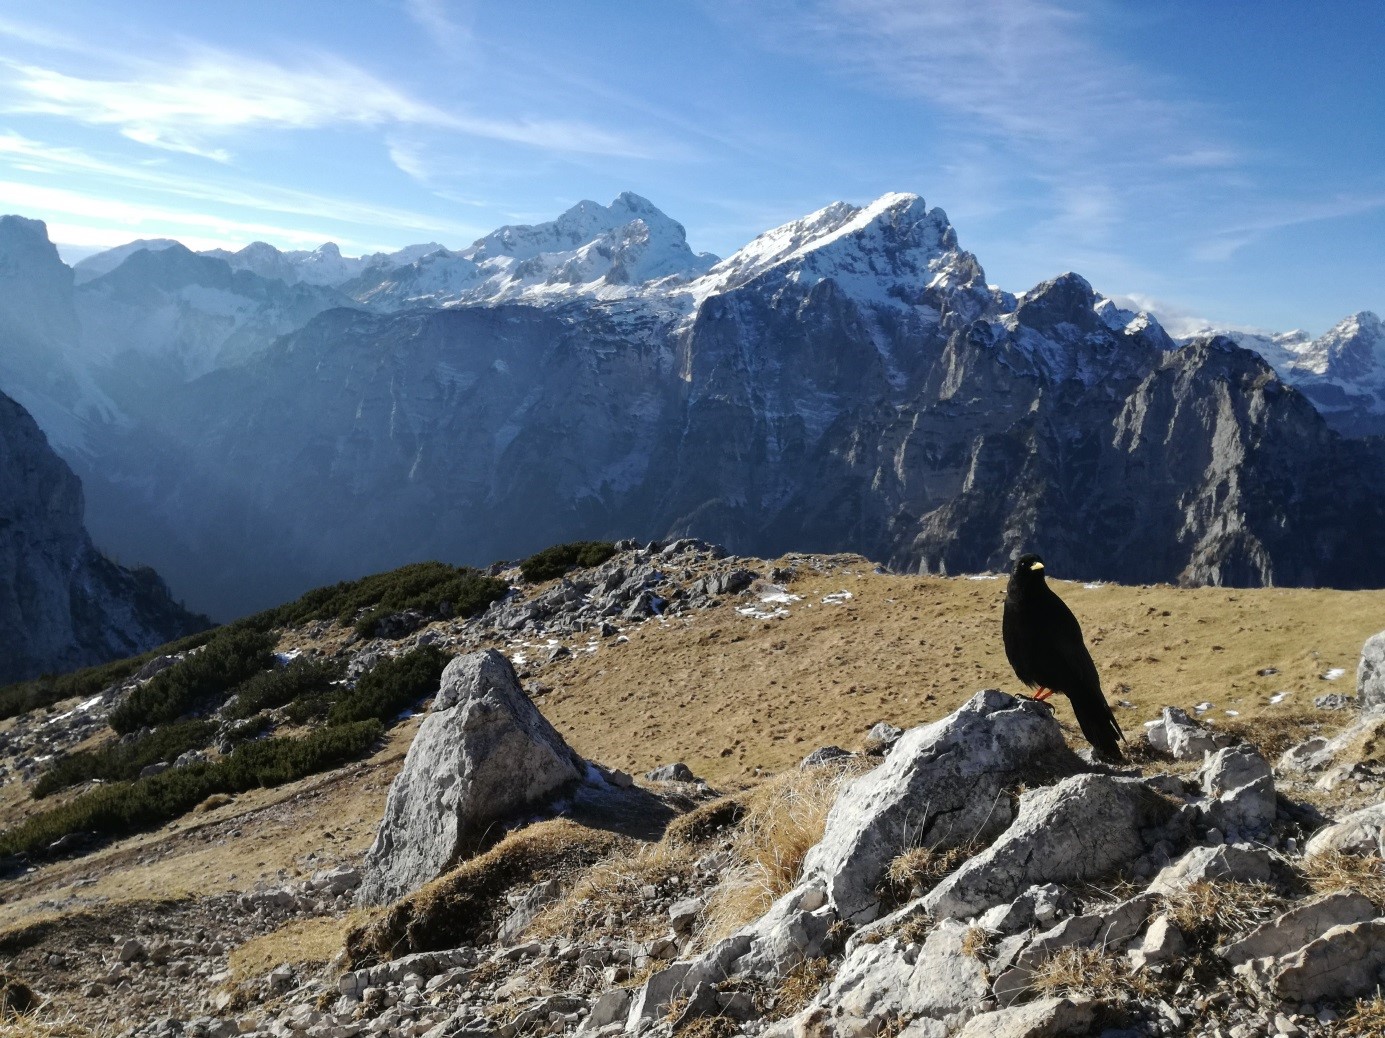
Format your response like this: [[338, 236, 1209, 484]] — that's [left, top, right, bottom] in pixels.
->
[[801, 689, 1073, 923], [1359, 629, 1385, 712], [0, 390, 206, 684], [356, 650, 585, 905]]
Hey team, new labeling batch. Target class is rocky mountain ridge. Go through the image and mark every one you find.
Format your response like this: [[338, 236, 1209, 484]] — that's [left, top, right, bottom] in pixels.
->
[[0, 389, 207, 683], [4, 197, 1385, 618]]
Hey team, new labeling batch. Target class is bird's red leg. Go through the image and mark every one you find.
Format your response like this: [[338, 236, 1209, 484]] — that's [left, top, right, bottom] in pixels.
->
[[1034, 687, 1054, 701]]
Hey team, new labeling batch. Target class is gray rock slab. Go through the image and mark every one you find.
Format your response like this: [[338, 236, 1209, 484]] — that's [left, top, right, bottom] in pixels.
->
[[1218, 891, 1376, 966], [924, 775, 1188, 920], [802, 689, 1071, 923], [1359, 630, 1385, 712], [357, 649, 584, 905], [1305, 801, 1385, 858], [1146, 844, 1279, 895], [1268, 918, 1385, 1003], [955, 995, 1097, 1038]]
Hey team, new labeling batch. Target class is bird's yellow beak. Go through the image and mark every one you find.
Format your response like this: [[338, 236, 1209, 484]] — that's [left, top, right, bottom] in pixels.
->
[[1031, 561, 1044, 571]]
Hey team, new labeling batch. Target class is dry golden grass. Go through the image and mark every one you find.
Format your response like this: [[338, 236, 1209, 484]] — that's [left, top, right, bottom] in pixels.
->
[[538, 560, 1385, 785], [228, 913, 366, 985], [772, 956, 834, 1019], [0, 1007, 93, 1038], [193, 793, 235, 814], [1344, 994, 1385, 1038], [700, 763, 864, 942], [1030, 946, 1158, 1000], [1161, 880, 1289, 947], [529, 840, 699, 944], [885, 845, 970, 901], [346, 818, 620, 966], [1302, 852, 1385, 909]]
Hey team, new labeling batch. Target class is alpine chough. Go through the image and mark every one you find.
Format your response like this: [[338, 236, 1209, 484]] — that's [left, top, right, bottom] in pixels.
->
[[1003, 553, 1125, 761]]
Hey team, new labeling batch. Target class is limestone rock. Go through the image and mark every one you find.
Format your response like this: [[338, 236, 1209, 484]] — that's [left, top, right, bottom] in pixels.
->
[[955, 995, 1096, 1038], [1199, 744, 1276, 834], [645, 762, 696, 783], [357, 650, 584, 904], [1218, 891, 1376, 966], [1359, 630, 1385, 712], [798, 919, 991, 1036], [1129, 914, 1186, 970], [1145, 707, 1217, 760], [1146, 844, 1280, 895], [925, 776, 1189, 921], [1304, 801, 1385, 858], [801, 689, 1071, 923], [1265, 919, 1385, 1003]]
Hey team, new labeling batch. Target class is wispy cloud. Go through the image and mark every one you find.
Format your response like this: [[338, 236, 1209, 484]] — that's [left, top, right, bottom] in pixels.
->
[[0, 131, 487, 242], [1191, 192, 1385, 262], [0, 43, 662, 161]]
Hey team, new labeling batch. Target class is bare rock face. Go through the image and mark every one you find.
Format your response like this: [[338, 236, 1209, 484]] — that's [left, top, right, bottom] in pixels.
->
[[1145, 706, 1217, 760], [1359, 630, 1385, 712], [1218, 892, 1376, 967], [800, 689, 1072, 923], [357, 650, 584, 905], [1258, 919, 1385, 1004], [923, 775, 1190, 921], [0, 390, 206, 683], [1198, 744, 1276, 835]]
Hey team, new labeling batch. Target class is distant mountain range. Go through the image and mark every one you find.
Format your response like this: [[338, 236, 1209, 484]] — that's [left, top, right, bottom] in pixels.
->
[[2, 193, 1383, 620]]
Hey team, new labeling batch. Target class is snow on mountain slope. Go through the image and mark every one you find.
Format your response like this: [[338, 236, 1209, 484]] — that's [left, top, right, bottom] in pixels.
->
[[685, 192, 984, 311], [72, 239, 180, 284], [344, 192, 718, 311], [1187, 312, 1385, 435], [74, 244, 357, 378]]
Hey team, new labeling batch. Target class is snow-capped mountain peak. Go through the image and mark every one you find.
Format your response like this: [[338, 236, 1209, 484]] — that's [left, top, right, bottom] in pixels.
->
[[687, 192, 981, 309], [1294, 311, 1384, 380]]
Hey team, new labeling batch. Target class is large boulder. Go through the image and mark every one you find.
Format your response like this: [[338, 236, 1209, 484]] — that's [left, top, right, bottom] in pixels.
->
[[1198, 744, 1276, 835], [357, 650, 584, 905], [800, 689, 1073, 923], [923, 775, 1190, 921], [1359, 630, 1385, 712]]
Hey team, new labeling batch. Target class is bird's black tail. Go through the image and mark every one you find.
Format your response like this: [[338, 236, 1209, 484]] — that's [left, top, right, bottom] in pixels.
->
[[1071, 693, 1126, 763]]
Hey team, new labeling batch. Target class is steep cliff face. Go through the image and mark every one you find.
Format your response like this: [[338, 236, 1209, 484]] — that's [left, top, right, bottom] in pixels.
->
[[0, 391, 207, 683]]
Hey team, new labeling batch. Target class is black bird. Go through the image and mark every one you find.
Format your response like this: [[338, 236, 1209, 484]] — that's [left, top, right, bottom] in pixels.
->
[[1003, 553, 1125, 761]]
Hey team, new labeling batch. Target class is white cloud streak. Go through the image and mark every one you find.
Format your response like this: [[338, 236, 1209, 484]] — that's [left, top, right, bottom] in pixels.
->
[[0, 44, 660, 160]]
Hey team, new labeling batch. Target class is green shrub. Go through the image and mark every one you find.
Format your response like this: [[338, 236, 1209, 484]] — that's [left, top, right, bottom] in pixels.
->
[[33, 719, 219, 799], [0, 721, 382, 858], [240, 562, 507, 637], [327, 647, 450, 725], [108, 628, 277, 734], [0, 628, 217, 722], [223, 657, 344, 719], [519, 541, 618, 583]]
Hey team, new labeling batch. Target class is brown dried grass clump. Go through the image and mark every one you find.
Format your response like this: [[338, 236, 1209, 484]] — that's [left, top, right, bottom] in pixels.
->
[[699, 762, 865, 942], [229, 913, 367, 985], [1215, 710, 1349, 760], [528, 839, 699, 943], [1160, 880, 1289, 948], [344, 818, 620, 967], [772, 956, 834, 1020], [1344, 994, 1385, 1038], [884, 845, 969, 901], [1029, 946, 1157, 1000], [0, 1006, 93, 1038], [1302, 851, 1385, 909]]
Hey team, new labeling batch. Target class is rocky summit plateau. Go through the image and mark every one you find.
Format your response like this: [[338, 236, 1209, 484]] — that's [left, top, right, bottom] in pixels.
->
[[2, 193, 1385, 622], [4, 543, 1385, 1037]]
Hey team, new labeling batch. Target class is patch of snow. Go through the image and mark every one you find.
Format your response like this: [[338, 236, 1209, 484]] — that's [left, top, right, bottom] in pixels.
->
[[1194, 702, 1213, 713], [821, 591, 854, 605], [1269, 691, 1289, 704], [1323, 668, 1347, 681]]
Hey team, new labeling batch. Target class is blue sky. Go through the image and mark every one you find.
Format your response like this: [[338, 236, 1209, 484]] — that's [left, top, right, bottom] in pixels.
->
[[0, 0, 1381, 334]]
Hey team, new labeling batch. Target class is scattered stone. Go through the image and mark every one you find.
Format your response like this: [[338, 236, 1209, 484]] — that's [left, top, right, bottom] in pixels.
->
[[1259, 919, 1385, 1003], [799, 745, 853, 769], [1145, 706, 1217, 760], [645, 762, 696, 783], [862, 722, 903, 755], [1129, 914, 1186, 970], [1199, 744, 1276, 834], [1147, 844, 1282, 895]]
